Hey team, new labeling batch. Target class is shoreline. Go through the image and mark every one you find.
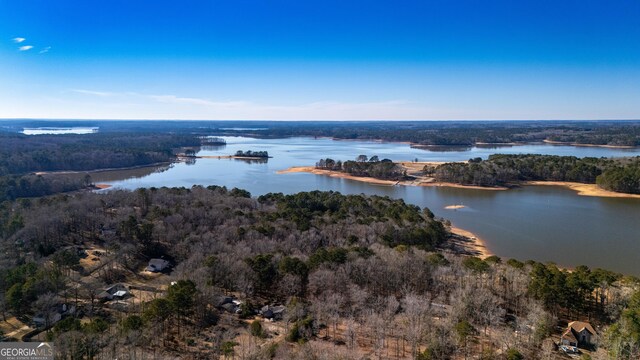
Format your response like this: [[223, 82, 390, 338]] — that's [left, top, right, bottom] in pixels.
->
[[323, 136, 638, 150], [449, 226, 492, 259], [523, 181, 640, 199], [277, 165, 640, 199], [33, 161, 172, 176], [276, 166, 399, 185], [542, 139, 636, 149], [179, 155, 272, 160], [276, 165, 509, 190]]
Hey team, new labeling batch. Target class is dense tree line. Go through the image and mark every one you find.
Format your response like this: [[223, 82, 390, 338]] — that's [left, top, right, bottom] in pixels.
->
[[0, 132, 200, 176], [0, 187, 636, 358], [0, 132, 201, 202], [6, 119, 640, 146], [204, 120, 640, 147], [596, 163, 640, 194], [429, 154, 640, 193], [316, 155, 407, 180], [235, 150, 269, 158], [0, 174, 92, 203]]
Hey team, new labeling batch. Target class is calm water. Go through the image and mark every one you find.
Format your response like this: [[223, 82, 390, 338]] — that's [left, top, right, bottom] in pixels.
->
[[97, 137, 640, 275]]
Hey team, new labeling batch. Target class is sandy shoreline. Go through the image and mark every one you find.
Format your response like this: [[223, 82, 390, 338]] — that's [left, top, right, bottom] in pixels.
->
[[277, 166, 399, 185], [449, 226, 492, 259], [524, 181, 640, 199], [278, 165, 640, 199], [278, 165, 509, 190]]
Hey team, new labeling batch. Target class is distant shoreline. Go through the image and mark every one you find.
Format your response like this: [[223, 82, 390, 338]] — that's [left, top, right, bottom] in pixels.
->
[[278, 163, 640, 199], [326, 136, 639, 149], [542, 139, 636, 149], [33, 161, 172, 176], [276, 165, 509, 191]]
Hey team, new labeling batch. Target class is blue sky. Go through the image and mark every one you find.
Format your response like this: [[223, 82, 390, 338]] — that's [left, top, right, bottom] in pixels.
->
[[1, 0, 639, 120]]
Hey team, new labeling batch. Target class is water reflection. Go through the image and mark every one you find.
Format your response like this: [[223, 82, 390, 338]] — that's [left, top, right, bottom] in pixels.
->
[[411, 145, 473, 152], [234, 157, 269, 164], [200, 144, 227, 152]]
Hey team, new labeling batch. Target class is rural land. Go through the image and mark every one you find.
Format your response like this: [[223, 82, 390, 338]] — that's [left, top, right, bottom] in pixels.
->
[[0, 121, 640, 359]]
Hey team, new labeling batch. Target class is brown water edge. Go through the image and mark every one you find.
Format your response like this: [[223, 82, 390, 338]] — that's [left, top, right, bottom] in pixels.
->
[[524, 181, 640, 199], [276, 165, 509, 190], [277, 165, 640, 199]]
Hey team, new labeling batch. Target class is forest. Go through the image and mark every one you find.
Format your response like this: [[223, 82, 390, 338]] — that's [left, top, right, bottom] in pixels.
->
[[428, 155, 640, 194], [203, 121, 640, 147], [0, 132, 200, 175], [6, 120, 640, 147], [0, 187, 638, 359], [0, 132, 202, 202], [316, 156, 407, 180]]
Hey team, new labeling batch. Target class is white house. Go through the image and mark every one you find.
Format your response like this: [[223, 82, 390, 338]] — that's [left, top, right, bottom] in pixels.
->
[[146, 258, 170, 272]]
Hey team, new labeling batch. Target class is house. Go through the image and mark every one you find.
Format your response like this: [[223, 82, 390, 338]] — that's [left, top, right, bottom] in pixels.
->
[[260, 305, 286, 321], [98, 283, 131, 301], [561, 321, 596, 348], [221, 303, 238, 314], [33, 304, 76, 328], [215, 296, 233, 307], [146, 258, 170, 272]]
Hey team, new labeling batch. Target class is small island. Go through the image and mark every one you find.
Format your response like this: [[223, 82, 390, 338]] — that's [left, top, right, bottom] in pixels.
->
[[178, 149, 272, 161], [234, 150, 270, 158]]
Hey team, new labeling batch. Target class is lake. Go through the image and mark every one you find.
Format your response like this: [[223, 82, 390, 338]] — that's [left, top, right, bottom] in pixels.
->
[[95, 136, 640, 275], [22, 127, 99, 135]]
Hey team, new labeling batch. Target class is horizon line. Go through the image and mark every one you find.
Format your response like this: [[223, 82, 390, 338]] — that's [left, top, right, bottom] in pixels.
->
[[2, 118, 640, 122]]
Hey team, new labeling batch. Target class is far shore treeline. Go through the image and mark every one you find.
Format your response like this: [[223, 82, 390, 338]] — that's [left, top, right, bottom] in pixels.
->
[[0, 132, 202, 202]]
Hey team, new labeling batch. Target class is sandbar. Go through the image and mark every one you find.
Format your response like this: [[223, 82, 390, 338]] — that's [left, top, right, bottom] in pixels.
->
[[524, 181, 640, 199], [444, 205, 466, 210]]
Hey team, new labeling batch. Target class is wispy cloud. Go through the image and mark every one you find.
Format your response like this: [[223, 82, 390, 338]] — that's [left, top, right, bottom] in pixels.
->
[[19, 45, 33, 51], [13, 37, 25, 43], [71, 89, 118, 97], [147, 94, 249, 108], [39, 46, 51, 54], [69, 89, 434, 120]]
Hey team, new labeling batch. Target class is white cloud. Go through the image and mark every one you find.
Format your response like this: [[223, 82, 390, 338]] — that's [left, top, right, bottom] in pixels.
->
[[71, 89, 117, 97], [19, 45, 33, 51], [147, 94, 249, 108], [13, 37, 25, 43], [68, 89, 439, 120], [39, 46, 51, 54]]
